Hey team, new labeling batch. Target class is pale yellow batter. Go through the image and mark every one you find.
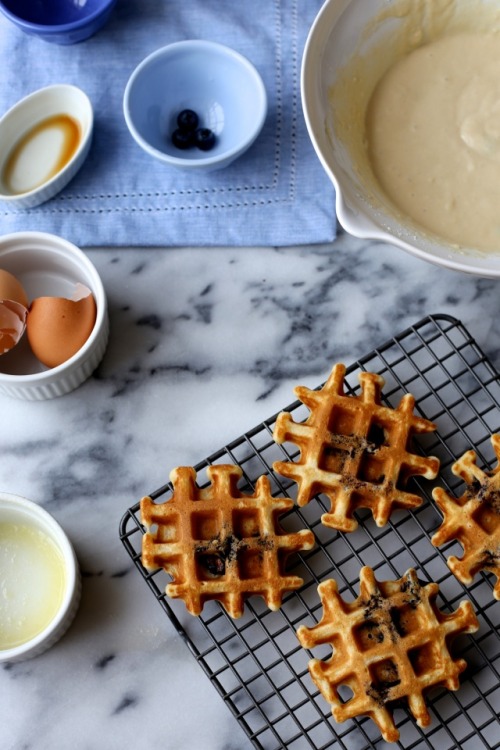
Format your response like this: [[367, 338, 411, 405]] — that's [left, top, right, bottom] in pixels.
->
[[328, 0, 500, 253], [366, 32, 500, 251]]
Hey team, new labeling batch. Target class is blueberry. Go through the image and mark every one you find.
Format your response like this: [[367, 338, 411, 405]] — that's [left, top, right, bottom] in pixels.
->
[[177, 109, 199, 131], [172, 128, 194, 150], [195, 127, 216, 151]]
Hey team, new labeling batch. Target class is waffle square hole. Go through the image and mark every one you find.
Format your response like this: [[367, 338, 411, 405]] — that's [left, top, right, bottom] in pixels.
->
[[369, 658, 401, 697], [196, 552, 227, 579], [472, 500, 500, 535], [355, 620, 385, 651], [408, 641, 438, 678], [238, 548, 264, 580], [337, 683, 355, 704], [358, 453, 387, 485], [320, 443, 350, 474], [327, 406, 358, 435], [367, 421, 389, 449], [390, 604, 421, 637], [191, 510, 222, 540], [233, 508, 261, 539]]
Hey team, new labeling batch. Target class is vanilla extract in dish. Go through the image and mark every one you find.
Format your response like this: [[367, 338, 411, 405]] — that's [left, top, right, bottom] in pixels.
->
[[2, 114, 81, 196]]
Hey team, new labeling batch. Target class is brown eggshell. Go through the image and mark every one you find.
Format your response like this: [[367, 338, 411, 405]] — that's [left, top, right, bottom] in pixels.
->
[[0, 268, 29, 308], [0, 269, 29, 355], [26, 291, 97, 369], [0, 299, 28, 355]]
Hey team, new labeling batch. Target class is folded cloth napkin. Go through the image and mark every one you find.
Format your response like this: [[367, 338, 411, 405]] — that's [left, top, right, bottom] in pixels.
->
[[0, 0, 336, 248]]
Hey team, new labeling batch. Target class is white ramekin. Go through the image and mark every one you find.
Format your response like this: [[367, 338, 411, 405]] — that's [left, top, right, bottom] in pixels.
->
[[0, 492, 81, 663], [0, 231, 109, 400]]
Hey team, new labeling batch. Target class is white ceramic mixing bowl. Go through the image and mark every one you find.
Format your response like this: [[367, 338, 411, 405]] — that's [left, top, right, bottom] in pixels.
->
[[302, 0, 500, 277]]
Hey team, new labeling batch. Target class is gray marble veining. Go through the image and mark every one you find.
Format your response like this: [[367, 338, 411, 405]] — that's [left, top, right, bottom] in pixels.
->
[[1, 230, 499, 749]]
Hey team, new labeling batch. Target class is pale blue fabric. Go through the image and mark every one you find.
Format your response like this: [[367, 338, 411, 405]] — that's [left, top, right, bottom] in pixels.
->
[[0, 0, 336, 247]]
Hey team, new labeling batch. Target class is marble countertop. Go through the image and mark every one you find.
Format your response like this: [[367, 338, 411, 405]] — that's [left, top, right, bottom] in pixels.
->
[[2, 230, 500, 750]]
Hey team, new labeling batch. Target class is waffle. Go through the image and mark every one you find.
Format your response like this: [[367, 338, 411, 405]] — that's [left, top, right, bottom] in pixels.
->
[[273, 363, 440, 532], [431, 434, 500, 600], [296, 567, 479, 743], [140, 464, 315, 618]]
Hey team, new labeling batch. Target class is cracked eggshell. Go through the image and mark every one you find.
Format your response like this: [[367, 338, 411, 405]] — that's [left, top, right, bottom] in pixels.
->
[[0, 268, 29, 354], [0, 231, 108, 400], [26, 284, 97, 369], [0, 268, 28, 308]]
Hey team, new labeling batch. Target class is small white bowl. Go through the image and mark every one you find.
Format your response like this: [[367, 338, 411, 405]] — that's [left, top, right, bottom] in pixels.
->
[[0, 492, 81, 663], [0, 231, 109, 400], [0, 84, 93, 209], [123, 40, 267, 173]]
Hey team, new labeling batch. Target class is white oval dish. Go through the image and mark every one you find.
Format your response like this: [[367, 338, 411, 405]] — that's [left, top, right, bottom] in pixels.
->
[[0, 84, 93, 209], [0, 491, 81, 663], [0, 231, 109, 400]]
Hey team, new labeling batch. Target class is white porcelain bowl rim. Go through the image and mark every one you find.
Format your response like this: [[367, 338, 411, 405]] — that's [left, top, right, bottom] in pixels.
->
[[301, 0, 500, 278], [0, 84, 93, 203], [123, 39, 268, 168], [0, 491, 78, 662]]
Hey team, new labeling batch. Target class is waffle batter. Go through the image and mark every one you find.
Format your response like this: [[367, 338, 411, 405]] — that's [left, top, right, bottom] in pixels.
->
[[366, 31, 500, 251]]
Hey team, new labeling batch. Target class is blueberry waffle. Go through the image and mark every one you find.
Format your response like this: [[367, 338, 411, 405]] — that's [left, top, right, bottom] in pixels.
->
[[273, 363, 440, 531], [140, 464, 315, 618], [296, 567, 479, 742], [432, 433, 500, 600]]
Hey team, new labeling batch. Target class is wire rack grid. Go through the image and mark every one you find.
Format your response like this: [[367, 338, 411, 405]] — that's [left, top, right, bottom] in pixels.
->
[[119, 314, 500, 750]]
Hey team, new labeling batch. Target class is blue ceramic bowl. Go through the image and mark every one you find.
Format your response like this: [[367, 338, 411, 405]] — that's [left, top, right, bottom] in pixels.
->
[[123, 40, 268, 173], [0, 0, 117, 44]]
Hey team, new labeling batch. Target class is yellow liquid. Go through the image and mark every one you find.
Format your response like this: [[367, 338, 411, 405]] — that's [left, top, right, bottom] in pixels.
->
[[0, 522, 66, 650]]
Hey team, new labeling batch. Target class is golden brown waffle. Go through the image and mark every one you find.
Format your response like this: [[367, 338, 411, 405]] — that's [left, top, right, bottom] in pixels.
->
[[296, 567, 479, 743], [273, 363, 440, 532], [432, 434, 500, 600], [140, 464, 315, 618]]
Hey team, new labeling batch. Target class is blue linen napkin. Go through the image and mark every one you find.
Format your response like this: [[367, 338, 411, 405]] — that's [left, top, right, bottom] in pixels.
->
[[0, 0, 336, 248]]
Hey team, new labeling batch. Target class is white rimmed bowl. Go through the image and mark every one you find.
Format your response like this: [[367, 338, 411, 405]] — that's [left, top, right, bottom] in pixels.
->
[[123, 40, 267, 173], [302, 0, 500, 278], [0, 84, 93, 209], [0, 231, 109, 400], [0, 492, 81, 663]]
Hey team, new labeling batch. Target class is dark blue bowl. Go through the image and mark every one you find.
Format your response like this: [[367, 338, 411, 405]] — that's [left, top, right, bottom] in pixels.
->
[[0, 0, 117, 44]]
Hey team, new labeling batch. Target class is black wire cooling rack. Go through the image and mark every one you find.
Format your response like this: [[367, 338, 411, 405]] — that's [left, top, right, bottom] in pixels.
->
[[119, 314, 500, 750]]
